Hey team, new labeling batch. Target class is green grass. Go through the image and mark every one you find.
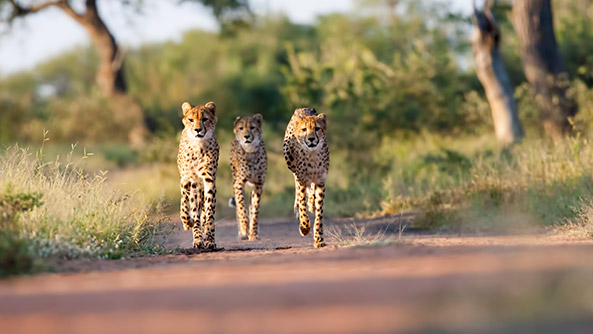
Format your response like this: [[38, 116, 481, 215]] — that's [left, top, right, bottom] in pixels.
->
[[0, 144, 168, 277]]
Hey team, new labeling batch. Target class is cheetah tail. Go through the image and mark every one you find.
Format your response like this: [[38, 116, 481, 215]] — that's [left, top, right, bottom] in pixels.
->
[[228, 197, 236, 208]]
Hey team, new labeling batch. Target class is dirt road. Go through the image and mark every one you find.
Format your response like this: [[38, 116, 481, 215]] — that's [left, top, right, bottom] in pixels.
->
[[2, 216, 593, 333]]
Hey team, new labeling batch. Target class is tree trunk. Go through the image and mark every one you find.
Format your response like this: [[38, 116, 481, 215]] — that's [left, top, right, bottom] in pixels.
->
[[80, 1, 126, 97], [512, 0, 577, 138], [471, 4, 523, 146], [59, 0, 146, 146], [59, 0, 125, 96]]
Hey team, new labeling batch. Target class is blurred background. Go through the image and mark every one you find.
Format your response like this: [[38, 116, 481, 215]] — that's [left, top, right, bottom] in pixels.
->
[[4, 2, 593, 330], [1, 0, 593, 266]]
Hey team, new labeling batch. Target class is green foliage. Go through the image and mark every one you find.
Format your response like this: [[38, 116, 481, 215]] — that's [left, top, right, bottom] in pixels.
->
[[101, 144, 139, 167], [0, 229, 38, 277], [283, 11, 472, 149], [0, 184, 43, 226], [555, 0, 593, 87], [0, 185, 43, 277]]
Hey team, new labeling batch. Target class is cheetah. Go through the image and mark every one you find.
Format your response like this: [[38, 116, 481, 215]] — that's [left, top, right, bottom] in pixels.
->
[[283, 108, 330, 248], [177, 101, 219, 250], [229, 114, 268, 241]]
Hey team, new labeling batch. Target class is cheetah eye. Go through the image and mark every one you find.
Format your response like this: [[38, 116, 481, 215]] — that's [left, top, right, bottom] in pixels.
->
[[250, 126, 255, 130], [188, 118, 194, 122], [239, 127, 244, 130], [301, 128, 306, 132], [315, 127, 321, 131], [202, 117, 208, 122]]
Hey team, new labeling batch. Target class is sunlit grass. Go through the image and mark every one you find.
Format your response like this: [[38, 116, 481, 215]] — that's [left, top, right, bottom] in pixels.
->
[[378, 136, 593, 234], [0, 142, 168, 275]]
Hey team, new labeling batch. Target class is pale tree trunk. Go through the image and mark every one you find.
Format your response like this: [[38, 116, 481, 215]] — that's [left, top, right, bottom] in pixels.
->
[[512, 0, 577, 138], [471, 2, 523, 146]]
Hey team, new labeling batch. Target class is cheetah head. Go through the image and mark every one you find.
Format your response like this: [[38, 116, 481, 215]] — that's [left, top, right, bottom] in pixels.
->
[[296, 113, 327, 150], [233, 114, 263, 149], [181, 101, 217, 141]]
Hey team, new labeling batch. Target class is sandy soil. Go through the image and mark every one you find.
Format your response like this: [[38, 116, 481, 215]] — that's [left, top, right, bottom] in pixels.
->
[[2, 215, 593, 333]]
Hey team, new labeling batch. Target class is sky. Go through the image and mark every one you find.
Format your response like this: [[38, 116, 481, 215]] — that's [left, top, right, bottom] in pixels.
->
[[0, 0, 471, 75]]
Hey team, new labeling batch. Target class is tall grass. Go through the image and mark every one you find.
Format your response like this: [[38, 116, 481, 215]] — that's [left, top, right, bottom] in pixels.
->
[[0, 143, 167, 276], [36, 133, 593, 239], [378, 136, 593, 233]]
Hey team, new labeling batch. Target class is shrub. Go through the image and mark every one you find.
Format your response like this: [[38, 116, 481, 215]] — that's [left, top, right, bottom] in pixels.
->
[[0, 185, 43, 277]]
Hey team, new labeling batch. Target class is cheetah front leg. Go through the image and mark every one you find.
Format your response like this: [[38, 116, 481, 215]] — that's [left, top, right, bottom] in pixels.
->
[[313, 183, 326, 248], [191, 181, 204, 249], [201, 176, 217, 250], [295, 179, 310, 236], [233, 180, 249, 240], [179, 179, 194, 231], [248, 183, 263, 241], [307, 183, 315, 213]]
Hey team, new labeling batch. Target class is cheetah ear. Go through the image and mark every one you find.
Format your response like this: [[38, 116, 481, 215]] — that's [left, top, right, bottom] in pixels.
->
[[181, 102, 192, 116], [253, 113, 263, 126], [316, 113, 327, 127], [205, 101, 216, 114], [233, 116, 241, 127]]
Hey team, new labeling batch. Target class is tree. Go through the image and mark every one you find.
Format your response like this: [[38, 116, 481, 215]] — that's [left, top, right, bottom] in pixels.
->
[[1, 0, 250, 144], [471, 0, 523, 145], [511, 0, 576, 138]]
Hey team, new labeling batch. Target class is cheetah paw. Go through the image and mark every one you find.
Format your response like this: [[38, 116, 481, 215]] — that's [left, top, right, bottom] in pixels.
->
[[314, 241, 326, 248], [203, 241, 217, 250], [299, 224, 310, 236]]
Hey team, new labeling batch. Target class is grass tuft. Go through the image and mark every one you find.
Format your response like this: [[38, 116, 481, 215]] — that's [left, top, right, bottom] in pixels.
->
[[328, 218, 407, 248]]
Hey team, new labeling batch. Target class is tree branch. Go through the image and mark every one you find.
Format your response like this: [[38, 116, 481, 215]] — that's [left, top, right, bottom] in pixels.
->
[[7, 0, 64, 23], [55, 0, 85, 24]]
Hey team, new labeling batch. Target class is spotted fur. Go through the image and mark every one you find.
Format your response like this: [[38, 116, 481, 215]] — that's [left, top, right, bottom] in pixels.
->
[[230, 114, 268, 241], [177, 101, 219, 250], [283, 108, 329, 248]]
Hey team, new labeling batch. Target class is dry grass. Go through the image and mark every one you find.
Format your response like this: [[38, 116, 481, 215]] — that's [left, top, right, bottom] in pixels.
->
[[0, 143, 168, 266], [555, 200, 593, 238], [377, 136, 593, 234], [328, 217, 408, 247]]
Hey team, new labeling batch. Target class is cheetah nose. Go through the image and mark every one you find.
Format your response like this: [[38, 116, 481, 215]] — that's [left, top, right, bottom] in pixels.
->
[[244, 135, 250, 139], [195, 128, 203, 133], [307, 137, 315, 143]]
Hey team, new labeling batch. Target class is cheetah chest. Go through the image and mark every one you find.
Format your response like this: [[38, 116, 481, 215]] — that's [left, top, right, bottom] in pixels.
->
[[295, 147, 328, 183], [179, 143, 217, 177], [235, 151, 266, 183]]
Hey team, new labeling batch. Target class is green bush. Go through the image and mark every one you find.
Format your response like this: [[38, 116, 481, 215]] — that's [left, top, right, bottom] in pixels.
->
[[0, 185, 43, 277]]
